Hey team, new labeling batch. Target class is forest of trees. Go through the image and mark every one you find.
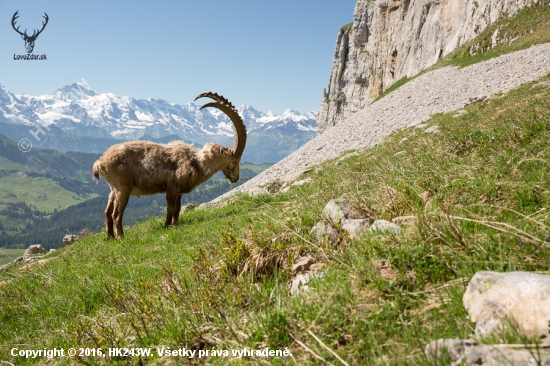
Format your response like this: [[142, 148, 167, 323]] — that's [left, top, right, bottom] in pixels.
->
[[0, 170, 258, 250]]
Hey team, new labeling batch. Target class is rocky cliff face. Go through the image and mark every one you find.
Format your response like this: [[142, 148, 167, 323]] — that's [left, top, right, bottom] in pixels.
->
[[317, 0, 538, 133]]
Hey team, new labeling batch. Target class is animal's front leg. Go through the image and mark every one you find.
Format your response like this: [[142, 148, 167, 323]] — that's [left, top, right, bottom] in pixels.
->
[[165, 189, 179, 228], [113, 189, 130, 238]]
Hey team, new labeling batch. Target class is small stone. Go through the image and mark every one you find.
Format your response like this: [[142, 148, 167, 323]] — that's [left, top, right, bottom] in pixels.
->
[[247, 187, 269, 196], [265, 181, 283, 193], [281, 169, 312, 183], [292, 256, 315, 274], [24, 244, 47, 256], [181, 204, 198, 212], [424, 125, 440, 134], [321, 199, 363, 224], [197, 201, 228, 210], [335, 161, 342, 166], [453, 109, 468, 118], [290, 271, 326, 295], [393, 150, 406, 157], [285, 178, 312, 191], [315, 167, 324, 174], [310, 221, 339, 246], [414, 123, 428, 129], [341, 219, 371, 238], [63, 234, 80, 246], [369, 220, 402, 235], [399, 137, 408, 144]]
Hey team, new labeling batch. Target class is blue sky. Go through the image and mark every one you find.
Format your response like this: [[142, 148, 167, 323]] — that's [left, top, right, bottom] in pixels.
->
[[0, 1, 357, 115]]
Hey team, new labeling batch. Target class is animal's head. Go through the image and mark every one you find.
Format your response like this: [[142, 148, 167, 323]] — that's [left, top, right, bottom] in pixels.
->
[[196, 92, 247, 184], [12, 11, 49, 54], [219, 146, 241, 183]]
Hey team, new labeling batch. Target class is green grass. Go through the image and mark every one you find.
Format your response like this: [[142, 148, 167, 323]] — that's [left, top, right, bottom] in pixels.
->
[[375, 1, 550, 102], [0, 249, 25, 266], [0, 156, 27, 171], [0, 176, 98, 212], [1, 74, 550, 365]]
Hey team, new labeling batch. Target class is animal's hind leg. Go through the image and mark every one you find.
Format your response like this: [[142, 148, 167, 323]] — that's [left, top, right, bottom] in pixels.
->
[[174, 194, 183, 225], [165, 189, 179, 228], [105, 191, 116, 238], [113, 189, 130, 238]]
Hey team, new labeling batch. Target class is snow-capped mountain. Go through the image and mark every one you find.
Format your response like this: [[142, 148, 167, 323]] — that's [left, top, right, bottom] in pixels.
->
[[0, 82, 317, 164]]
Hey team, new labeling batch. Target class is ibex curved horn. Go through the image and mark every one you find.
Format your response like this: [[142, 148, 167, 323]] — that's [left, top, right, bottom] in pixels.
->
[[195, 92, 247, 158]]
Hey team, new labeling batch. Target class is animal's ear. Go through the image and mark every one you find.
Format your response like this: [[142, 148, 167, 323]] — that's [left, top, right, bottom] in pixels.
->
[[220, 147, 231, 156]]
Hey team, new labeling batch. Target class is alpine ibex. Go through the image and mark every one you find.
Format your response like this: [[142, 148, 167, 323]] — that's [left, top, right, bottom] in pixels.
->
[[93, 92, 246, 238]]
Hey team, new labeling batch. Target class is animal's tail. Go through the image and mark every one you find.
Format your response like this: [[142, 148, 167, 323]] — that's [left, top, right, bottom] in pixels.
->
[[92, 160, 101, 183]]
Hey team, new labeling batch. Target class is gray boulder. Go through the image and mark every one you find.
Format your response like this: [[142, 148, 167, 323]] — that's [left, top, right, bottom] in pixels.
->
[[425, 338, 550, 366], [63, 234, 80, 246], [321, 198, 363, 224], [290, 271, 326, 295], [310, 221, 339, 246], [24, 244, 46, 256], [463, 271, 550, 338], [341, 219, 371, 238], [369, 220, 402, 235]]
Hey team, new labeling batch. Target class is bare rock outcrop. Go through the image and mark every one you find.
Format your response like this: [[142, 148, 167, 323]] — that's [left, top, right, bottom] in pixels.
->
[[425, 338, 550, 365], [463, 271, 550, 338], [317, 0, 540, 133]]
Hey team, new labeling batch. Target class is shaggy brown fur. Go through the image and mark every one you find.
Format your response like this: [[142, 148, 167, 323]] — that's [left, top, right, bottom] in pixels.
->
[[93, 92, 246, 238]]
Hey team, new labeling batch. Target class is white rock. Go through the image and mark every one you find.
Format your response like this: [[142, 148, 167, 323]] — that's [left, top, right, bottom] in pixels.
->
[[24, 244, 47, 256], [424, 125, 440, 134], [280, 178, 313, 193], [425, 338, 550, 366], [463, 271, 550, 338], [369, 220, 402, 235], [246, 187, 269, 197], [453, 109, 469, 118], [63, 235, 80, 246], [310, 221, 339, 246], [341, 219, 371, 238], [280, 169, 312, 183], [181, 204, 198, 212], [290, 271, 326, 295]]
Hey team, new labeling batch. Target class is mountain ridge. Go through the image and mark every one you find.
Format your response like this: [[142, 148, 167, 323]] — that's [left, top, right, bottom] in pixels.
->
[[0, 82, 316, 164]]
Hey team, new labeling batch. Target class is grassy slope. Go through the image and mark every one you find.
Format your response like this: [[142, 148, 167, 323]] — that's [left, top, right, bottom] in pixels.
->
[[0, 176, 96, 212], [1, 74, 550, 364], [375, 1, 550, 102]]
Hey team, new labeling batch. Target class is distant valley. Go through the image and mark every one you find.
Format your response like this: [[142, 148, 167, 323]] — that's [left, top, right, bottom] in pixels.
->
[[0, 133, 270, 249]]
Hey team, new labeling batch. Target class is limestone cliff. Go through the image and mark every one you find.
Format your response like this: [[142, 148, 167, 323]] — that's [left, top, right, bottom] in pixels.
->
[[317, 0, 539, 133]]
